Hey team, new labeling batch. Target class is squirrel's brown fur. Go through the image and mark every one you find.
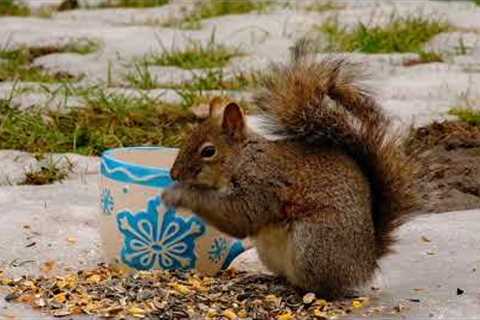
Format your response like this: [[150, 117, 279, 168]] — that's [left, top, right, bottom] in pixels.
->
[[254, 40, 418, 258], [162, 41, 419, 298]]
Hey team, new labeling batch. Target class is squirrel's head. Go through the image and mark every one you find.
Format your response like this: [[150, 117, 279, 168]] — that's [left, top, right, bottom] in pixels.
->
[[170, 97, 248, 190]]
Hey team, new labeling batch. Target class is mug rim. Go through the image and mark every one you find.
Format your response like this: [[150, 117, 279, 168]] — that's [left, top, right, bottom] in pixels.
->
[[101, 146, 178, 188], [102, 146, 178, 171]]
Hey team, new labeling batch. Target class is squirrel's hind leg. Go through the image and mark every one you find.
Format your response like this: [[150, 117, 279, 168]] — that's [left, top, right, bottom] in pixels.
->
[[286, 214, 378, 299]]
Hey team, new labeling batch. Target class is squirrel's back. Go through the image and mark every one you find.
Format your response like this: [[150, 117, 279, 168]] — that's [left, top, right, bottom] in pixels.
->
[[253, 40, 419, 258]]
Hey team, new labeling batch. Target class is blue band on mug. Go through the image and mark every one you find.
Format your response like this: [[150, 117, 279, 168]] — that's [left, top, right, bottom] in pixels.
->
[[101, 147, 176, 188], [221, 240, 246, 270]]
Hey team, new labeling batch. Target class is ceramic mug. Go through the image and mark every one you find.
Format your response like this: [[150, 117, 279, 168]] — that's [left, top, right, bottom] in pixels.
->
[[99, 147, 249, 275]]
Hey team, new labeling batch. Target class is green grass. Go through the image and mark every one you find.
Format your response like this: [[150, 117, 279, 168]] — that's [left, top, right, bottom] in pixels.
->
[[123, 61, 159, 90], [171, 70, 258, 110], [20, 157, 73, 185], [148, 36, 241, 69], [0, 87, 198, 156], [449, 107, 480, 125], [0, 0, 30, 16], [161, 16, 202, 30], [0, 40, 99, 82], [180, 69, 256, 91], [474, 0, 480, 6], [0, 56, 74, 83], [319, 15, 450, 53], [191, 0, 269, 18], [61, 39, 101, 55], [124, 63, 256, 93], [163, 0, 270, 29], [418, 51, 443, 63]]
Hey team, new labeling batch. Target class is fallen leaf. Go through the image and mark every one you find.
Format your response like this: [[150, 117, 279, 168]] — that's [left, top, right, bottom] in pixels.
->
[[86, 274, 101, 284], [265, 294, 281, 306], [128, 306, 146, 318], [17, 294, 34, 304], [314, 298, 328, 307], [66, 237, 76, 244], [277, 311, 294, 320], [313, 309, 328, 318], [237, 309, 248, 318], [223, 309, 237, 320], [53, 292, 67, 304], [53, 310, 72, 317], [352, 297, 369, 309], [188, 278, 208, 292], [206, 308, 217, 317], [41, 261, 56, 273], [170, 283, 191, 295], [421, 236, 431, 243]]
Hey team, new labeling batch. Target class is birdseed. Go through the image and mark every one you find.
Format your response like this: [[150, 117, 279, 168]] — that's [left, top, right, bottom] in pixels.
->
[[0, 264, 392, 319]]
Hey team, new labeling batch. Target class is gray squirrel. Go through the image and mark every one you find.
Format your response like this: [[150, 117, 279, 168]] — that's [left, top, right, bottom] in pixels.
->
[[162, 41, 418, 298]]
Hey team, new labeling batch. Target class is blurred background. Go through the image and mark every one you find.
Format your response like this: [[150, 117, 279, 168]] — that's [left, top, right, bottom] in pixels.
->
[[1, 2, 480, 319], [0, 0, 479, 205], [0, 0, 480, 206]]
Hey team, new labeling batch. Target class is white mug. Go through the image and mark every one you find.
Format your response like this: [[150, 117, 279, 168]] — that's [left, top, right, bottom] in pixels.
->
[[99, 147, 249, 274]]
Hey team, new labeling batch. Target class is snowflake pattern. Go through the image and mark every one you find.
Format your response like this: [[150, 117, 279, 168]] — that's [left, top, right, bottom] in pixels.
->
[[208, 237, 228, 264], [116, 196, 206, 271], [101, 188, 114, 215]]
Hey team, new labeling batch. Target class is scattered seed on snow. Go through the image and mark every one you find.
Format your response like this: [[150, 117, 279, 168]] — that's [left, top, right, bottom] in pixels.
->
[[0, 264, 396, 319]]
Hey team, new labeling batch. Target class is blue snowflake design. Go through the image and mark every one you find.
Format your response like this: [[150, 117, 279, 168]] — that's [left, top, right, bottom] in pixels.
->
[[101, 188, 114, 215], [208, 237, 228, 264], [116, 196, 206, 271]]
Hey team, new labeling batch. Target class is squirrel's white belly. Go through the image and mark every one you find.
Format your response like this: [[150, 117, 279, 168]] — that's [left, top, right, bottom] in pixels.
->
[[252, 224, 297, 281]]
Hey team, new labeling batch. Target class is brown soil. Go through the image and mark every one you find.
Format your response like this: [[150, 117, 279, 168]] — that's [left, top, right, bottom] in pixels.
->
[[405, 121, 480, 213]]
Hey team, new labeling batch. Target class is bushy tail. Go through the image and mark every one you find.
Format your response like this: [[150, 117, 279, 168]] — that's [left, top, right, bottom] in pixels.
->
[[253, 40, 419, 258]]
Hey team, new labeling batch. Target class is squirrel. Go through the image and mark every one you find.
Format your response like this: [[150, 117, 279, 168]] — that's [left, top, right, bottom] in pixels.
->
[[161, 40, 419, 298]]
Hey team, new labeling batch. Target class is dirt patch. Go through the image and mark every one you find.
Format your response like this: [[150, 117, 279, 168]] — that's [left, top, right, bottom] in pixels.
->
[[405, 121, 480, 213]]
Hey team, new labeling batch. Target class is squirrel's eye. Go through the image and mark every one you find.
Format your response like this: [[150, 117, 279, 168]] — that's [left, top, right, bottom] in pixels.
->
[[199, 144, 216, 159]]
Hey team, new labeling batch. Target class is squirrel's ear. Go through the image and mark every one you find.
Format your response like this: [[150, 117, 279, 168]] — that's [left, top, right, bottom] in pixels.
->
[[209, 96, 226, 118], [222, 102, 246, 141]]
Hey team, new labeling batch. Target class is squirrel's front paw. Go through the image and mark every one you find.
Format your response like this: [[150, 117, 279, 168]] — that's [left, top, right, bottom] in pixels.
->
[[161, 185, 183, 208]]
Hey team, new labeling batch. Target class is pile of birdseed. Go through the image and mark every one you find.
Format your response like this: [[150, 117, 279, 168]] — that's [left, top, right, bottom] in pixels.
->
[[0, 264, 381, 319]]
